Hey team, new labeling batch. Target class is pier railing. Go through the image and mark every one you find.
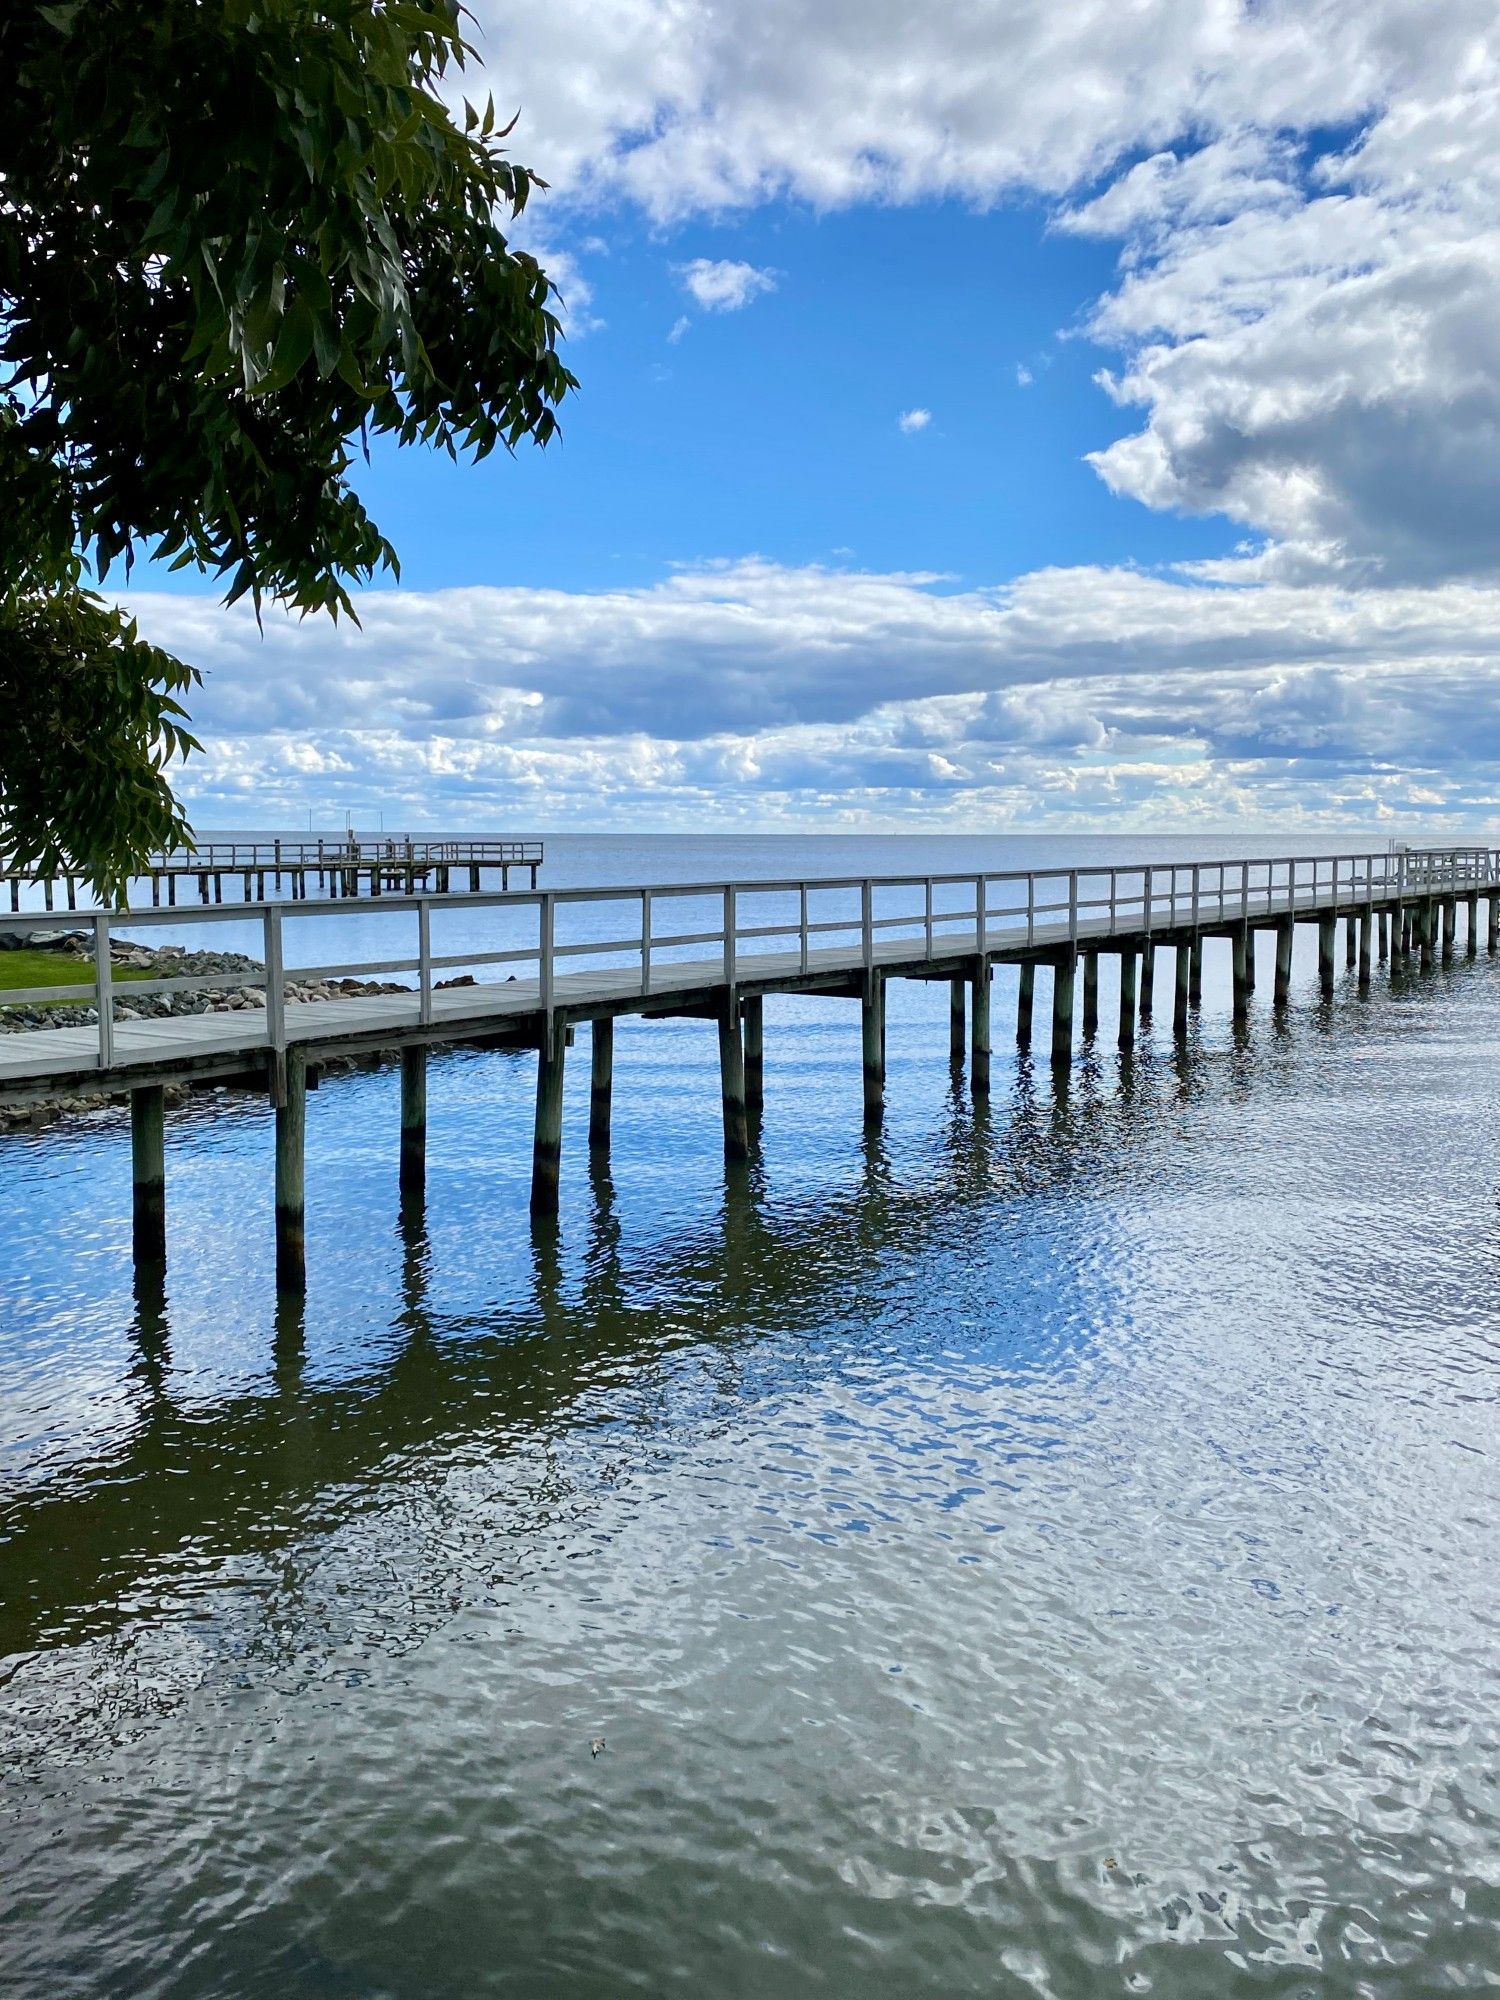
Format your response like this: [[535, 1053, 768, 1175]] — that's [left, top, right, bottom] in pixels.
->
[[5, 846, 1499, 1075]]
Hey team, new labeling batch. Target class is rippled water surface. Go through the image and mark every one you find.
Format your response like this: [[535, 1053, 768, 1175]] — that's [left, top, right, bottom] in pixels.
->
[[4, 835, 1500, 1997]]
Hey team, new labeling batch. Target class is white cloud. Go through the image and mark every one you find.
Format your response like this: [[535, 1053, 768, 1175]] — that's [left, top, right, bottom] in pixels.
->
[[667, 314, 691, 343], [676, 257, 778, 312], [897, 408, 931, 434], [126, 561, 1500, 831], [1015, 365, 1033, 388]]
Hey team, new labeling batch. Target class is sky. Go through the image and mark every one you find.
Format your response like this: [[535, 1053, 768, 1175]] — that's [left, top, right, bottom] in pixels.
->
[[126, 0, 1500, 835]]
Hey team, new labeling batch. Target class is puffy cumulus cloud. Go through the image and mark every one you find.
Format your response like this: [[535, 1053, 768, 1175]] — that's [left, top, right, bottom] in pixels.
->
[[127, 562, 1500, 831], [897, 408, 931, 433], [461, 0, 1500, 584], [676, 257, 777, 310]]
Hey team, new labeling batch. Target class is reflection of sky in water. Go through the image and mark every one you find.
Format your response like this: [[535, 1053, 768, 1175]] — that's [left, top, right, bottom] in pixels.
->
[[3, 835, 1500, 1997]]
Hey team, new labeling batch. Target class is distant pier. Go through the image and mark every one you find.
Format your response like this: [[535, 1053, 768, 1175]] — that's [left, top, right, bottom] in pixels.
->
[[0, 846, 1494, 1291], [4, 837, 544, 911]]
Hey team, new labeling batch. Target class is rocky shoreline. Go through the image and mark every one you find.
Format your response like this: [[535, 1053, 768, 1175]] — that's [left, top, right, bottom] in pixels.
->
[[1, 930, 414, 1128]]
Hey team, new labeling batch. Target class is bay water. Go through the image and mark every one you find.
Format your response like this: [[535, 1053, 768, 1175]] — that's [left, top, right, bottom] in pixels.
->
[[3, 833, 1499, 1997]]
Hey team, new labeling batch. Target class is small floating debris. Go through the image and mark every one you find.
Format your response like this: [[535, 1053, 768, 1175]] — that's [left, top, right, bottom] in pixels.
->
[[590, 1737, 607, 1758]]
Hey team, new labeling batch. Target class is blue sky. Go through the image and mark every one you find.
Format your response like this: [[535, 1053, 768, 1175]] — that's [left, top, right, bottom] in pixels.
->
[[128, 0, 1500, 835]]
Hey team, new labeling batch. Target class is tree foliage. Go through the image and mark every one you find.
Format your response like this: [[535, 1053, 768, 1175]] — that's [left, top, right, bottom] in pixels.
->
[[1, 0, 573, 898]]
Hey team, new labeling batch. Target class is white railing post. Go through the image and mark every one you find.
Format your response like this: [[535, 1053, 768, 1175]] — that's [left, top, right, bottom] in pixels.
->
[[799, 884, 809, 974], [1109, 869, 1118, 933], [1191, 864, 1200, 931], [1143, 867, 1153, 937], [976, 874, 988, 956], [540, 893, 555, 1019], [924, 878, 933, 958], [1027, 872, 1035, 947], [263, 906, 285, 1052], [1067, 870, 1078, 948], [93, 912, 113, 1070], [863, 879, 875, 972], [1240, 860, 1249, 922], [723, 885, 737, 989], [418, 899, 433, 1026], [641, 889, 653, 996]]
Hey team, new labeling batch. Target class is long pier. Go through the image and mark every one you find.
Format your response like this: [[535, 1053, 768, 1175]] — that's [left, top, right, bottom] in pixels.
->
[[1, 846, 1495, 1289], [3, 836, 544, 911]]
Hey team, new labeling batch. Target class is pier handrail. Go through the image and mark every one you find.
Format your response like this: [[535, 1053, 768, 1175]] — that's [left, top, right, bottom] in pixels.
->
[[4, 844, 1499, 1075]]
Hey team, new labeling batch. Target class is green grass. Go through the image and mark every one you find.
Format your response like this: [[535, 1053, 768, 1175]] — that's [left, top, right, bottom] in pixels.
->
[[0, 949, 151, 1004]]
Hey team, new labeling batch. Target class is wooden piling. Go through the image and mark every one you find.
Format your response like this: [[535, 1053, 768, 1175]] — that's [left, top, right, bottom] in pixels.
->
[[1189, 937, 1203, 1007], [1118, 950, 1137, 1047], [1378, 910, 1389, 960], [742, 996, 764, 1116], [1490, 897, 1499, 954], [1420, 901, 1435, 970], [590, 1017, 614, 1153], [1232, 928, 1251, 1020], [949, 977, 966, 1065], [862, 974, 887, 1120], [1244, 929, 1256, 993], [1274, 919, 1294, 1009], [399, 1045, 426, 1199], [1138, 943, 1155, 1021], [970, 960, 991, 1097], [1016, 963, 1035, 1048], [1051, 952, 1075, 1066], [1318, 914, 1337, 996], [275, 1046, 307, 1292], [1345, 915, 1356, 969], [131, 1085, 166, 1268], [1467, 892, 1478, 957], [530, 1017, 567, 1215], [1358, 911, 1372, 990], [1173, 941, 1191, 1036], [1442, 899, 1455, 964], [718, 1002, 750, 1162], [1082, 952, 1099, 1038]]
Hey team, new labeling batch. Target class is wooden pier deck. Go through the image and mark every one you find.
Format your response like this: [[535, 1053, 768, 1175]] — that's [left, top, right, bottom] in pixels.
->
[[2, 845, 1496, 1288], [3, 835, 544, 911]]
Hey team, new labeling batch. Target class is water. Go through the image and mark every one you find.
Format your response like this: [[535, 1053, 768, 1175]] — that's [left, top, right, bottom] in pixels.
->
[[4, 834, 1500, 1997]]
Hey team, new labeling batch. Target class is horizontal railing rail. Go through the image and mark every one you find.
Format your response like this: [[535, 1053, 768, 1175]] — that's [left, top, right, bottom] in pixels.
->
[[4, 846, 1499, 1077]]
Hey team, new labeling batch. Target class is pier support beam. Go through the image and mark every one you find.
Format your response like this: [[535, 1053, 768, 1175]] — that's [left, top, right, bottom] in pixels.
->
[[1118, 951, 1137, 1048], [949, 977, 966, 1066], [590, 1018, 614, 1153], [1232, 928, 1251, 1020], [1244, 929, 1257, 994], [131, 1085, 166, 1268], [1274, 919, 1294, 1010], [1082, 952, 1099, 1038], [862, 975, 887, 1120], [1358, 912, 1372, 991], [1189, 937, 1203, 1007], [1016, 963, 1035, 1049], [275, 1047, 307, 1292], [1139, 943, 1155, 1022], [1345, 915, 1357, 969], [530, 1018, 567, 1217], [742, 995, 765, 1116], [1051, 952, 1076, 1067], [718, 1002, 750, 1163], [1318, 914, 1337, 998], [1173, 942, 1191, 1037], [1468, 893, 1479, 958], [399, 1046, 426, 1200], [1378, 910, 1389, 961], [1491, 897, 1499, 955], [1420, 901, 1435, 971], [970, 960, 991, 1097], [1442, 899, 1455, 964]]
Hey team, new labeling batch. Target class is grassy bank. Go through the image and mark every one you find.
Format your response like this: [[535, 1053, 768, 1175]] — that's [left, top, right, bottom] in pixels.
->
[[0, 950, 150, 1003]]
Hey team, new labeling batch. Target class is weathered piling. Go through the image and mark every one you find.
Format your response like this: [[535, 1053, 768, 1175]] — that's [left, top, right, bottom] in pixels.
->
[[862, 975, 886, 1120], [1491, 897, 1499, 954], [1118, 950, 1137, 1047], [1358, 911, 1372, 990], [970, 961, 991, 1097], [1345, 916, 1356, 969], [1232, 929, 1251, 1020], [1442, 899, 1455, 964], [1173, 942, 1191, 1036], [530, 1018, 567, 1216], [717, 1003, 750, 1162], [131, 1085, 166, 1267], [1189, 937, 1203, 1007], [1016, 963, 1035, 1048], [1467, 892, 1479, 957], [399, 1046, 426, 1199], [1318, 914, 1336, 998], [1082, 952, 1099, 1038], [275, 1047, 307, 1291], [949, 977, 966, 1065], [1052, 952, 1075, 1066], [1274, 919, 1294, 1010], [590, 1017, 614, 1152], [1378, 910, 1389, 960], [1139, 943, 1155, 1022], [1420, 901, 1435, 970], [742, 995, 765, 1116]]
